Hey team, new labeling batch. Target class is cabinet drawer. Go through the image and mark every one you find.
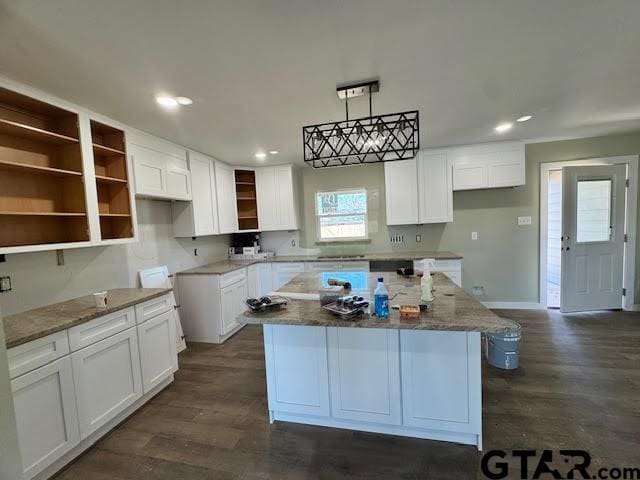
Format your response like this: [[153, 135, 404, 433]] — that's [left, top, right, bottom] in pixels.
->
[[220, 269, 247, 289], [8, 331, 70, 380], [68, 307, 135, 351], [134, 294, 173, 324]]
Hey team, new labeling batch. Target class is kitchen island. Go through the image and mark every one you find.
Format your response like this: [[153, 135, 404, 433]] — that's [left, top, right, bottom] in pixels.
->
[[240, 271, 514, 450]]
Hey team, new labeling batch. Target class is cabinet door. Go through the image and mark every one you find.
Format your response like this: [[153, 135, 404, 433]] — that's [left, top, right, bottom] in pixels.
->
[[271, 263, 304, 290], [247, 265, 260, 298], [452, 161, 487, 190], [384, 158, 419, 225], [400, 330, 481, 433], [276, 166, 297, 229], [220, 279, 246, 336], [327, 327, 401, 425], [137, 310, 178, 394], [258, 263, 273, 296], [418, 151, 453, 223], [12, 356, 80, 480], [131, 143, 167, 197], [72, 327, 143, 438], [215, 162, 239, 234], [263, 325, 330, 416], [166, 157, 192, 201], [189, 152, 215, 235], [487, 149, 525, 188], [256, 167, 279, 231]]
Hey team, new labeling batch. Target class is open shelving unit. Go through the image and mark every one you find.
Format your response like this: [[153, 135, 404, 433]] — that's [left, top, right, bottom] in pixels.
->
[[0, 87, 90, 248], [234, 169, 259, 230], [90, 120, 134, 240]]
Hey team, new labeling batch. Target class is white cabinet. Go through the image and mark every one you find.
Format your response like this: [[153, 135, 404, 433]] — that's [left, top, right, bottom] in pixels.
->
[[11, 356, 80, 480], [400, 331, 481, 434], [451, 141, 525, 190], [220, 275, 247, 336], [257, 263, 273, 296], [71, 327, 143, 438], [414, 258, 462, 287], [327, 328, 401, 425], [263, 325, 330, 417], [172, 151, 219, 237], [129, 133, 192, 200], [137, 310, 178, 394], [256, 165, 299, 231], [215, 162, 239, 234], [271, 262, 305, 290], [247, 264, 260, 298], [7, 331, 70, 380], [418, 150, 453, 223], [384, 152, 452, 225], [384, 158, 419, 225]]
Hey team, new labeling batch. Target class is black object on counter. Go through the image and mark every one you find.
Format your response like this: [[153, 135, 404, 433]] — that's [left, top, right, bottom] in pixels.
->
[[245, 295, 288, 313]]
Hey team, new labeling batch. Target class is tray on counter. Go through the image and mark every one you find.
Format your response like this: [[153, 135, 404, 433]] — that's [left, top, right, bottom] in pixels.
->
[[322, 296, 370, 320], [245, 295, 288, 313]]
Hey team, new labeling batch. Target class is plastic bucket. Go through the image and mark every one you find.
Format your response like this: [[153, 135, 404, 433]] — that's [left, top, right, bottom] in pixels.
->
[[486, 321, 522, 370]]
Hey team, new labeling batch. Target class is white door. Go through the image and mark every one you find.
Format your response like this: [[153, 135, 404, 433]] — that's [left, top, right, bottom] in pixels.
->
[[418, 151, 453, 223], [131, 144, 167, 197], [12, 357, 80, 479], [327, 328, 401, 425], [263, 325, 330, 417], [216, 162, 239, 234], [256, 167, 279, 231], [137, 310, 178, 394], [384, 158, 419, 225], [71, 327, 143, 438], [561, 165, 626, 312], [189, 153, 215, 235]]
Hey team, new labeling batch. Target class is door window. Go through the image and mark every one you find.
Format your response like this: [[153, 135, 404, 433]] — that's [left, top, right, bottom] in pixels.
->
[[576, 179, 612, 243]]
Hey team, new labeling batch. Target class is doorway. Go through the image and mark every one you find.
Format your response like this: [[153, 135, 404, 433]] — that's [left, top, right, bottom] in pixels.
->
[[539, 156, 638, 311]]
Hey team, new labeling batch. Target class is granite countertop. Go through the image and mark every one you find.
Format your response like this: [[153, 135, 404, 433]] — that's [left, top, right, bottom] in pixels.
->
[[177, 251, 462, 276], [3, 288, 172, 349], [240, 271, 515, 334]]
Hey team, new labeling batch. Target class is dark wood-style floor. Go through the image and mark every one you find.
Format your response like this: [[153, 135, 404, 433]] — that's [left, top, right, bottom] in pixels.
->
[[54, 309, 640, 479]]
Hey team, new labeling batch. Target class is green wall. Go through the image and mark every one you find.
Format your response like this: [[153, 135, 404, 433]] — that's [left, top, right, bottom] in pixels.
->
[[300, 130, 640, 303]]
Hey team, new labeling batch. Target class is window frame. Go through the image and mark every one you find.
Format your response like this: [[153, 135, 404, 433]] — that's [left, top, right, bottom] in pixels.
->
[[315, 188, 369, 242]]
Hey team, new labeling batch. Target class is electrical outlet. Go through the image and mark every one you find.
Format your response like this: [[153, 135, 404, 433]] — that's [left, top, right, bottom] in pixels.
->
[[390, 234, 405, 244], [472, 286, 485, 297], [0, 276, 12, 293], [471, 231, 478, 240], [518, 216, 532, 226], [416, 234, 421, 243]]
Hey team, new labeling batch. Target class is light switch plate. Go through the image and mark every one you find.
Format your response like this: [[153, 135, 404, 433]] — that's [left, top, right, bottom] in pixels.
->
[[471, 232, 478, 240], [518, 216, 532, 226]]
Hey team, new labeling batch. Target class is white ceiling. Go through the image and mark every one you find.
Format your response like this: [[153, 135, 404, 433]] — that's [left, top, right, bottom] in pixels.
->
[[1, 0, 640, 166]]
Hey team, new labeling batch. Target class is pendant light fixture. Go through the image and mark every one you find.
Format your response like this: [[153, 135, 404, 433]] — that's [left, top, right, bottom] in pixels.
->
[[303, 80, 419, 168]]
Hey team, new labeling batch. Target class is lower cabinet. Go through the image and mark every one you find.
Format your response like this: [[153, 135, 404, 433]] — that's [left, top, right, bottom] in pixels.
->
[[220, 276, 248, 336], [71, 327, 143, 438], [137, 310, 178, 394], [400, 330, 481, 433], [247, 264, 260, 298], [257, 263, 273, 296], [263, 325, 330, 417], [11, 356, 80, 480], [327, 328, 401, 425], [271, 262, 305, 290]]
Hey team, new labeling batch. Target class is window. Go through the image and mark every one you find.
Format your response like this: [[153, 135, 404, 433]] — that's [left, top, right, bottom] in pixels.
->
[[316, 189, 368, 241], [576, 179, 612, 243]]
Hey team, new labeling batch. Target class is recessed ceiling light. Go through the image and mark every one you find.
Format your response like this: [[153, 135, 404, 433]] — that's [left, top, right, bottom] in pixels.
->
[[495, 122, 513, 133], [156, 95, 178, 108], [176, 96, 193, 105], [516, 115, 532, 122], [255, 152, 267, 160], [269, 150, 279, 155]]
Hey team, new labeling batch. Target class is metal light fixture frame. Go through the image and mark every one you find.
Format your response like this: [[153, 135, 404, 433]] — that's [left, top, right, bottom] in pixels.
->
[[303, 80, 419, 168]]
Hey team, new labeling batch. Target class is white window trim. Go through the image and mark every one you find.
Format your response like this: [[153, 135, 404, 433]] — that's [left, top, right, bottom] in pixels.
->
[[315, 188, 369, 243]]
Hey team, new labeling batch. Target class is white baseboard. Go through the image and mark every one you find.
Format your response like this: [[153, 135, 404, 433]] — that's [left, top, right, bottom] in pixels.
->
[[482, 301, 545, 310]]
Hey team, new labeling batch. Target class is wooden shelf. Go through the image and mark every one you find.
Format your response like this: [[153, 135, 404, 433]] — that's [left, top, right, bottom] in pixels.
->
[[96, 174, 127, 184], [0, 160, 83, 177], [0, 118, 79, 145], [237, 196, 256, 201], [238, 215, 258, 220], [99, 213, 131, 217], [0, 211, 86, 217], [93, 143, 125, 156], [235, 181, 255, 186]]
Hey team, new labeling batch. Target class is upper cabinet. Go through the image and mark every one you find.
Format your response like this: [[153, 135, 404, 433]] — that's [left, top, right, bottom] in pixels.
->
[[256, 165, 299, 231], [172, 151, 219, 237], [90, 120, 136, 242], [450, 141, 525, 191], [384, 158, 419, 225], [0, 87, 92, 254], [215, 162, 238, 234], [129, 132, 191, 201]]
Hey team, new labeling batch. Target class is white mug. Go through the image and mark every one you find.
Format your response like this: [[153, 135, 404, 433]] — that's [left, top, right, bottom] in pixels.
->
[[94, 291, 108, 308]]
